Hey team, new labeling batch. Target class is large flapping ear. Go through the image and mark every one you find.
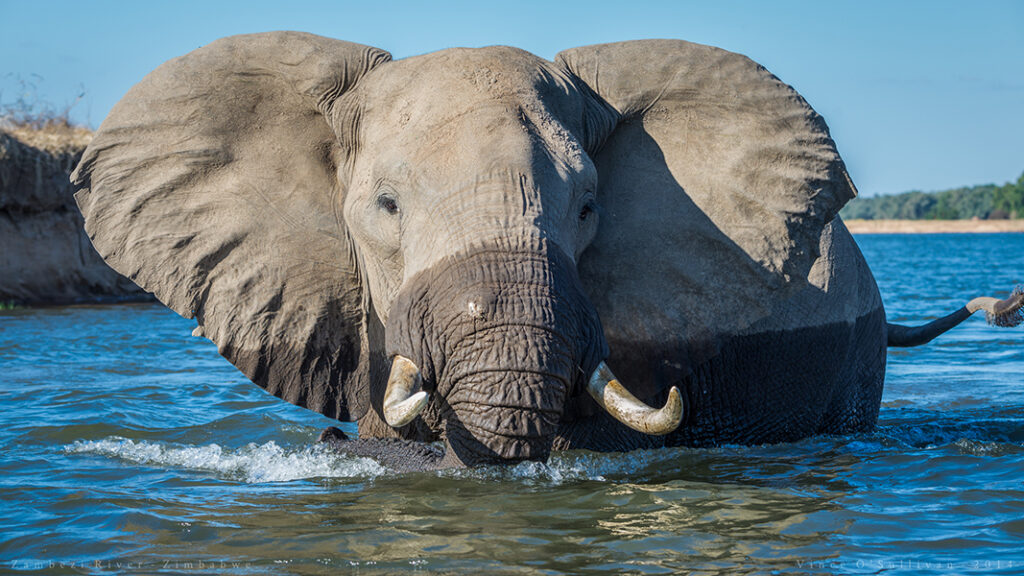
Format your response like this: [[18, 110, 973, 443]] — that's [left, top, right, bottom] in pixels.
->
[[72, 32, 391, 421], [556, 40, 857, 395]]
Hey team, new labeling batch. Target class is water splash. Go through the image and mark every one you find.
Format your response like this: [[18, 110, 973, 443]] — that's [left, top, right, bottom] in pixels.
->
[[65, 437, 385, 483], [437, 449, 682, 484]]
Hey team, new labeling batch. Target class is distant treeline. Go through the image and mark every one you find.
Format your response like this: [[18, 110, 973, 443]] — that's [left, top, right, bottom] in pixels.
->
[[841, 171, 1024, 220]]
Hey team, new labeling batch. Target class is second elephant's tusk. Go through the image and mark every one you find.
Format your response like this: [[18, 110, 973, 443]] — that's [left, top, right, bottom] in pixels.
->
[[587, 361, 684, 436], [383, 355, 429, 427]]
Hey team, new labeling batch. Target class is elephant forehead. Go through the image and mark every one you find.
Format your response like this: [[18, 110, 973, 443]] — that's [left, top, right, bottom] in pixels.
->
[[351, 52, 593, 191], [357, 46, 586, 136], [361, 105, 589, 190]]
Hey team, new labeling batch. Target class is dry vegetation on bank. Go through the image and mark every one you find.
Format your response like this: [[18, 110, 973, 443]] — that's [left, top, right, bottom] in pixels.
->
[[0, 118, 147, 305]]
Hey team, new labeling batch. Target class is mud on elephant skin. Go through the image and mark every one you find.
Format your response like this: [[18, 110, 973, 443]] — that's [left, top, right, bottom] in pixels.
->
[[72, 32, 1024, 469]]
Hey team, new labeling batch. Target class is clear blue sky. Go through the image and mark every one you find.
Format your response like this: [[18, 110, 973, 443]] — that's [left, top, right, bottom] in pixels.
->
[[1, 0, 1020, 197]]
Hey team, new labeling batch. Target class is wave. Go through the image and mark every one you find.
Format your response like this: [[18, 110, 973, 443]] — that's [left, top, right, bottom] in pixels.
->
[[63, 436, 679, 484], [64, 437, 385, 483], [444, 448, 689, 484]]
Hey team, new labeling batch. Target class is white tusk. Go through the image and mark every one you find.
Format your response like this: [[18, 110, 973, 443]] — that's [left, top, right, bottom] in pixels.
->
[[587, 361, 684, 435], [383, 355, 429, 427]]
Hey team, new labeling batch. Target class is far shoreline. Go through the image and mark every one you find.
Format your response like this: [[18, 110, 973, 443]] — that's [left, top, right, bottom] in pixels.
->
[[844, 219, 1024, 234]]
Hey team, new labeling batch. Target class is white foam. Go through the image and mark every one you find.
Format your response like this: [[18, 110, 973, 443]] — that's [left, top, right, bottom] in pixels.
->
[[507, 458, 606, 483], [445, 449, 674, 484], [65, 437, 385, 483]]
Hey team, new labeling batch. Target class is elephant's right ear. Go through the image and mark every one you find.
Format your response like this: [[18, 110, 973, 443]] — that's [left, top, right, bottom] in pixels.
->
[[72, 32, 391, 421], [556, 40, 857, 398]]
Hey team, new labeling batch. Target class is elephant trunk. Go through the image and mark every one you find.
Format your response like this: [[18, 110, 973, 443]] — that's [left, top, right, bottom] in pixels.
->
[[439, 325, 577, 464], [384, 238, 608, 466]]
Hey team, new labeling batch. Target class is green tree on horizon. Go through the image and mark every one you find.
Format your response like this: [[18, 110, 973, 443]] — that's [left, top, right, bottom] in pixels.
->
[[992, 173, 1024, 218], [841, 171, 1023, 220]]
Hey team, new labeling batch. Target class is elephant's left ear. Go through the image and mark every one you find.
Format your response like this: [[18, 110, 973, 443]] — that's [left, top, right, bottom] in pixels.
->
[[556, 40, 857, 393], [72, 32, 391, 421]]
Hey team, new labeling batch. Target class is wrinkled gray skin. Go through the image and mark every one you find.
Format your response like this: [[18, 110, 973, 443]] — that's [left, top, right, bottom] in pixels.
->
[[72, 33, 1016, 470]]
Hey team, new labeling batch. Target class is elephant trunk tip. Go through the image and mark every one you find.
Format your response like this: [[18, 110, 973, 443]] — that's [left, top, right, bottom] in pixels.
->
[[989, 285, 1024, 328], [969, 285, 1024, 328]]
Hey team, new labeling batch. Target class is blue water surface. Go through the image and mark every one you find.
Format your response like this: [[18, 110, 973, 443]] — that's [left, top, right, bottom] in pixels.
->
[[1, 233, 1022, 575]]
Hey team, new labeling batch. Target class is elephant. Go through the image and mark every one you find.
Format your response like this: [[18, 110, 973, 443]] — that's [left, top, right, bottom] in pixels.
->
[[71, 32, 1024, 470]]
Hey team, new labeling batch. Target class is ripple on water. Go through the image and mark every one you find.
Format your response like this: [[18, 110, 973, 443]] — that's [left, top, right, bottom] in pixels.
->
[[3, 235, 1024, 574]]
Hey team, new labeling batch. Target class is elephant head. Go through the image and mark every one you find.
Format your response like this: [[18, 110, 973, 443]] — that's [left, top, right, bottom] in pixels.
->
[[72, 33, 854, 466]]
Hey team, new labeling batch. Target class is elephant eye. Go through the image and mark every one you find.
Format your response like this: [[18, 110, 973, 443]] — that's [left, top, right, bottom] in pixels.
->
[[377, 194, 400, 216], [579, 202, 596, 222]]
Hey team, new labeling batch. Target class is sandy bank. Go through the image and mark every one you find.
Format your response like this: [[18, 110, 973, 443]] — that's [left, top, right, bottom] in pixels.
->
[[844, 219, 1024, 234]]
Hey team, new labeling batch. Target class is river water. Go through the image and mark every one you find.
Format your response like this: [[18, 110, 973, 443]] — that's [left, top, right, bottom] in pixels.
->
[[1, 233, 1022, 575]]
